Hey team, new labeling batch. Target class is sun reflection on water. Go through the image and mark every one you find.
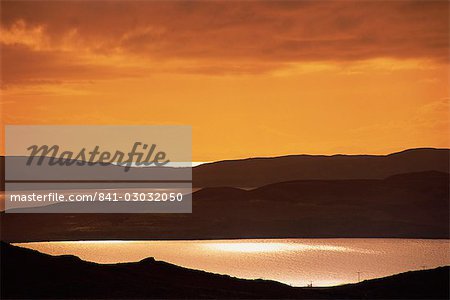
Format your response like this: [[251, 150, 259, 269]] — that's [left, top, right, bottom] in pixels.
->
[[201, 241, 375, 253], [12, 239, 448, 287]]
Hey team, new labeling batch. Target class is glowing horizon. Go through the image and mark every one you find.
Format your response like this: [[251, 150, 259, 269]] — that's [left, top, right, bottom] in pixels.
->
[[1, 1, 448, 161]]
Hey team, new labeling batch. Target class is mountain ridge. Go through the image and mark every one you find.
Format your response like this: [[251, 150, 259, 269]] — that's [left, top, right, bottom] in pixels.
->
[[193, 148, 449, 187], [1, 148, 449, 188], [1, 171, 448, 241]]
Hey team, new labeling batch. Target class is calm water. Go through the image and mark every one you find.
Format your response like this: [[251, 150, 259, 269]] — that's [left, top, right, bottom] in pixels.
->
[[14, 239, 450, 287]]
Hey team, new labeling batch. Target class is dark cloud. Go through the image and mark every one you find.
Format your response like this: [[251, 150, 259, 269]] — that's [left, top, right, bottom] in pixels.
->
[[1, 1, 448, 85], [0, 44, 149, 86]]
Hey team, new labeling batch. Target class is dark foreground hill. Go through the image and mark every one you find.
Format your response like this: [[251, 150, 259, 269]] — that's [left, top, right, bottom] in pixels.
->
[[1, 242, 449, 299], [1, 171, 448, 241]]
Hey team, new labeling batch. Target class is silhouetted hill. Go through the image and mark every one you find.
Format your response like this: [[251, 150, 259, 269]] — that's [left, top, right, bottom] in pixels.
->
[[327, 266, 450, 299], [0, 242, 308, 299], [1, 148, 449, 189], [1, 171, 448, 241], [193, 148, 449, 187], [1, 242, 448, 299]]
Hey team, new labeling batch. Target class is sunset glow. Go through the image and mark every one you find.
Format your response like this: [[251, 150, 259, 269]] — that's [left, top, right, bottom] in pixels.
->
[[13, 239, 450, 287], [2, 2, 449, 298], [1, 1, 448, 160]]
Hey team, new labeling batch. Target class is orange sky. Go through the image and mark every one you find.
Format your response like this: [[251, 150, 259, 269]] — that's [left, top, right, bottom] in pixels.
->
[[1, 1, 449, 161]]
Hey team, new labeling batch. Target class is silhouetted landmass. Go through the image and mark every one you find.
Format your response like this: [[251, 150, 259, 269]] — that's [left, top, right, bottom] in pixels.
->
[[326, 266, 450, 299], [193, 148, 449, 187], [1, 242, 448, 299], [1, 148, 449, 189], [1, 171, 448, 241]]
